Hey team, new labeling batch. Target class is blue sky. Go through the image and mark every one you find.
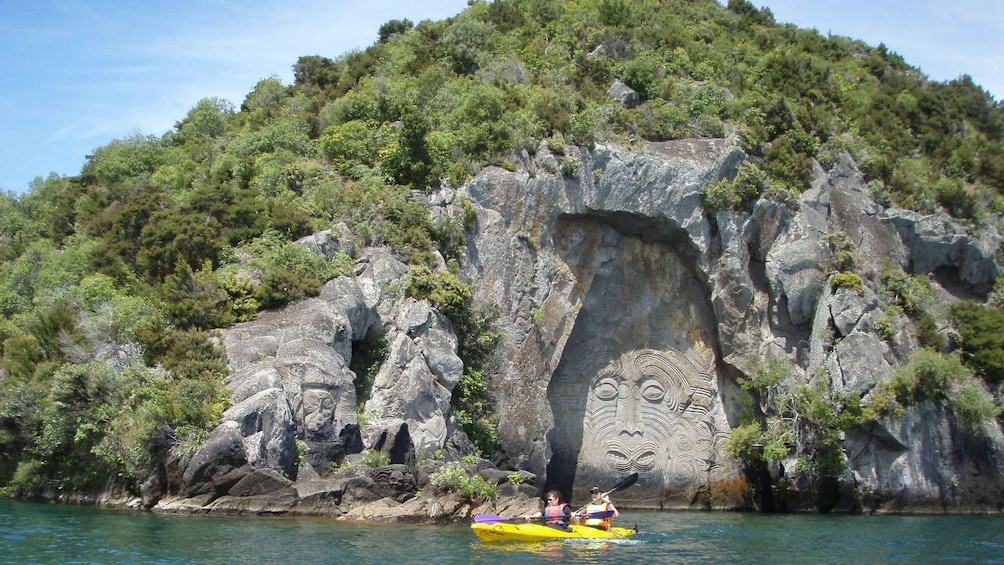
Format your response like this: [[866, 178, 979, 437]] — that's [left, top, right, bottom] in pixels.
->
[[1, 0, 1001, 195]]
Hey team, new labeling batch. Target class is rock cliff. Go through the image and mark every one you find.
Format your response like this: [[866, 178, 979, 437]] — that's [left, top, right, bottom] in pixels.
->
[[153, 136, 1002, 517]]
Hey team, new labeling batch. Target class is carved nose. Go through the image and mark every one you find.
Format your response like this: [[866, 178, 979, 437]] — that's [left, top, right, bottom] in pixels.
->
[[617, 383, 644, 436]]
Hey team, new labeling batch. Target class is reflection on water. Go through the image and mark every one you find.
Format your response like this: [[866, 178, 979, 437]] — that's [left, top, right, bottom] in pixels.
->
[[1, 501, 1002, 564]]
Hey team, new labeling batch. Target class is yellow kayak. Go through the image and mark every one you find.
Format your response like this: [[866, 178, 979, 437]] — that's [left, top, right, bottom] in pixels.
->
[[471, 522, 637, 543]]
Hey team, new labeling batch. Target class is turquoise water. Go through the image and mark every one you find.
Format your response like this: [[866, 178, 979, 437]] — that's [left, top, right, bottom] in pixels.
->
[[1, 500, 1002, 564]]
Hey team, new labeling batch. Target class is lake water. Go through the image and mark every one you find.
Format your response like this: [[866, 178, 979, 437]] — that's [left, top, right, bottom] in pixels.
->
[[1, 499, 1002, 564]]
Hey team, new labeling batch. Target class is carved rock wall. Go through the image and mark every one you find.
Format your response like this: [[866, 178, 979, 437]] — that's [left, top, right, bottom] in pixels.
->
[[453, 140, 1004, 512], [458, 139, 745, 506]]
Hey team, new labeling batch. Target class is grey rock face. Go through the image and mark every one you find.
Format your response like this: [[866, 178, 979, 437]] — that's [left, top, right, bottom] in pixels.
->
[[217, 277, 369, 482], [452, 142, 1003, 512], [847, 406, 1004, 513]]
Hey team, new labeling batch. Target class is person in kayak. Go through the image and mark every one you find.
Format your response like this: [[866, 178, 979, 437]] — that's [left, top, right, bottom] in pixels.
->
[[578, 486, 619, 530], [525, 490, 572, 529]]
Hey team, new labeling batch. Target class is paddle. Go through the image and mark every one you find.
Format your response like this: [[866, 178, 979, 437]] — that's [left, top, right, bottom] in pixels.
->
[[572, 472, 639, 515], [473, 510, 615, 524]]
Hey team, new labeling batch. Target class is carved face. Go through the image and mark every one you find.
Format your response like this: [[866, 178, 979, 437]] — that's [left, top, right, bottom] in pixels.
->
[[584, 350, 684, 471], [578, 348, 722, 490]]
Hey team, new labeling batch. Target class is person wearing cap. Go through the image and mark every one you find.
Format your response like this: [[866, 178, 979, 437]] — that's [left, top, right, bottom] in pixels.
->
[[580, 486, 619, 530]]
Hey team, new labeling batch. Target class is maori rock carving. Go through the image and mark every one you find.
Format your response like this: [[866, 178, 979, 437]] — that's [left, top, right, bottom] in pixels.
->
[[547, 219, 735, 506]]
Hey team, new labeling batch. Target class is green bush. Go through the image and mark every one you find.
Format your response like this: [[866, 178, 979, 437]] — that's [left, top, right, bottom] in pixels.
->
[[350, 328, 389, 404], [4, 459, 44, 495], [320, 120, 380, 175], [830, 271, 864, 294], [915, 311, 944, 351], [953, 381, 1001, 426], [874, 306, 900, 344], [429, 461, 498, 501], [256, 268, 321, 309], [762, 135, 814, 192], [867, 350, 997, 426], [460, 199, 477, 232], [701, 161, 767, 214], [724, 421, 762, 461], [879, 268, 935, 317], [950, 302, 1004, 384], [822, 231, 856, 272], [360, 448, 391, 467]]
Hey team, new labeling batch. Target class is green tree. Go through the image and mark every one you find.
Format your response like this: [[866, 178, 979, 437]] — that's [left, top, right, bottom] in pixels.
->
[[378, 18, 413, 43], [81, 133, 168, 186], [950, 302, 1004, 384]]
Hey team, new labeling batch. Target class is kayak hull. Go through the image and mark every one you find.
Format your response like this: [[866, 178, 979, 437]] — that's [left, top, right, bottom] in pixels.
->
[[471, 522, 637, 543]]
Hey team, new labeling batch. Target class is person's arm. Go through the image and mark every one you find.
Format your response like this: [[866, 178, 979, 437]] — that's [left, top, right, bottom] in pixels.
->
[[604, 498, 619, 518]]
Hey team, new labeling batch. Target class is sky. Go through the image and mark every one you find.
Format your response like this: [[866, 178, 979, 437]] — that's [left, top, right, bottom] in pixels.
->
[[1, 0, 1001, 196]]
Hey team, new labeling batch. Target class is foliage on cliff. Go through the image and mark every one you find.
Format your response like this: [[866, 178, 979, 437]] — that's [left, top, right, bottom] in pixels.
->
[[1, 0, 1002, 496]]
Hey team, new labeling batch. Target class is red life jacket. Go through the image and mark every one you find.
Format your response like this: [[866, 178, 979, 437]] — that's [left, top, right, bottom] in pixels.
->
[[543, 503, 569, 525]]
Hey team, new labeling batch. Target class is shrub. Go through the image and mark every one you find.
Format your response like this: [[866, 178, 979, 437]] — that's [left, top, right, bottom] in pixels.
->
[[935, 176, 979, 220], [429, 461, 498, 501], [874, 306, 900, 344], [830, 271, 864, 293], [725, 421, 762, 461], [320, 120, 379, 175], [915, 311, 944, 351], [763, 135, 814, 192], [350, 328, 388, 404], [867, 350, 997, 426], [360, 448, 390, 467], [950, 302, 1004, 384], [460, 198, 477, 232], [701, 161, 766, 214], [822, 231, 855, 272], [953, 381, 1001, 426], [256, 268, 322, 309], [404, 266, 472, 322], [453, 369, 501, 457], [634, 99, 688, 141], [880, 268, 935, 317], [4, 458, 45, 494]]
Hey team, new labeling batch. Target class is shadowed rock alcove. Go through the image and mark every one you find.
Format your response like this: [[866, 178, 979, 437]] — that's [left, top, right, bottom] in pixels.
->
[[545, 215, 735, 507]]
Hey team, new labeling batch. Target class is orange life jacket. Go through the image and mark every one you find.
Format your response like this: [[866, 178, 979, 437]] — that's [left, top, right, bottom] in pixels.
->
[[583, 502, 612, 529]]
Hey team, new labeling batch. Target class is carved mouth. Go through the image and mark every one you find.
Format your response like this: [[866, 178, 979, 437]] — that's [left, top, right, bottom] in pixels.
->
[[604, 440, 658, 472]]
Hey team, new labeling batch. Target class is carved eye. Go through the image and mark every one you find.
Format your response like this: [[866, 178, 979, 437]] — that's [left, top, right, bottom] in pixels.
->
[[640, 379, 666, 403], [592, 377, 619, 401], [607, 449, 633, 472]]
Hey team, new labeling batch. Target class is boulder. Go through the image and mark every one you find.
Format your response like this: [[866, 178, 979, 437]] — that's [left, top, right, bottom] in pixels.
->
[[228, 468, 294, 497], [607, 79, 639, 109], [181, 422, 252, 499], [368, 464, 418, 502], [364, 320, 456, 457]]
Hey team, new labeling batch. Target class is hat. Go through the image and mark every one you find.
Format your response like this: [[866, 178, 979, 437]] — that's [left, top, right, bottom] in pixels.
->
[[590, 486, 601, 493]]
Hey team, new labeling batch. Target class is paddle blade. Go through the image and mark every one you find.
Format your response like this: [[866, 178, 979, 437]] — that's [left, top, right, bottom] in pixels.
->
[[608, 472, 639, 494], [473, 514, 512, 524]]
